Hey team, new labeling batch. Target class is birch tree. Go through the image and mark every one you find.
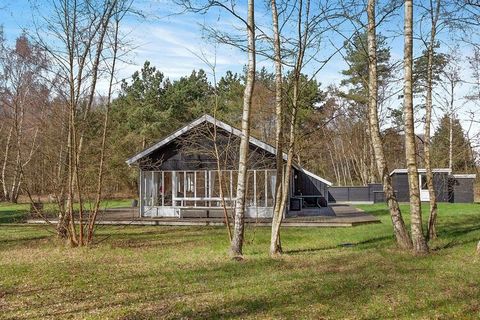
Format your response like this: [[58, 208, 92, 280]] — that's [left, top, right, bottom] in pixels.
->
[[230, 0, 256, 258], [403, 0, 429, 254], [269, 0, 338, 255], [34, 0, 132, 245], [418, 0, 442, 241], [367, 0, 412, 250], [269, 0, 285, 256], [270, 0, 311, 256], [0, 35, 48, 203]]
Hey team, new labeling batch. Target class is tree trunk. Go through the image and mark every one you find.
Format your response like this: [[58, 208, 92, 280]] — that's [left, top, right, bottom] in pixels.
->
[[87, 14, 121, 244], [366, 122, 377, 183], [404, 0, 429, 254], [271, 80, 300, 255], [449, 113, 453, 171], [477, 241, 480, 255], [367, 0, 412, 250], [230, 0, 256, 259], [270, 0, 285, 256], [425, 0, 441, 241], [270, 0, 309, 255], [1, 127, 13, 201]]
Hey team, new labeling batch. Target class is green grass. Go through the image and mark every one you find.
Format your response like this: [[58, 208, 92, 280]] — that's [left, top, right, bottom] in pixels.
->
[[0, 203, 479, 319], [0, 199, 131, 224]]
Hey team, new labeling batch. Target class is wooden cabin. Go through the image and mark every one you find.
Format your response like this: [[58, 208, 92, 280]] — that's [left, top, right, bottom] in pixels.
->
[[126, 115, 332, 218]]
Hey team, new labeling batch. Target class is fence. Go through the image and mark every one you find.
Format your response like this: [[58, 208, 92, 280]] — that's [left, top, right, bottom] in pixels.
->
[[328, 183, 383, 203]]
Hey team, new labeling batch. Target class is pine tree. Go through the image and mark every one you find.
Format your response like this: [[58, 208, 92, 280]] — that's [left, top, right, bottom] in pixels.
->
[[432, 115, 476, 173]]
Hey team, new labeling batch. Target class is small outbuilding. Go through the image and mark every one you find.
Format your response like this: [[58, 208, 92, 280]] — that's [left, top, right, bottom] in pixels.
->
[[390, 169, 476, 203], [126, 114, 332, 218]]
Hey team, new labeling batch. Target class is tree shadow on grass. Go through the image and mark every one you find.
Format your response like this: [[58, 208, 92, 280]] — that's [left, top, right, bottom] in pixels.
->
[[6, 232, 478, 320], [0, 211, 29, 224], [285, 235, 393, 255], [0, 235, 50, 244], [360, 209, 391, 217], [114, 251, 461, 320]]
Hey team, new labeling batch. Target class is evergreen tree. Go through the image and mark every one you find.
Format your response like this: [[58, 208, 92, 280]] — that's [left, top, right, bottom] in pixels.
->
[[163, 69, 212, 122], [108, 61, 213, 189], [341, 31, 392, 105], [413, 45, 448, 96], [217, 71, 244, 122], [432, 114, 476, 172]]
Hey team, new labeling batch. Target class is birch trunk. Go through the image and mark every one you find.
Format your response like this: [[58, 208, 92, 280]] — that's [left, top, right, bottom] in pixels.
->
[[404, 0, 429, 254], [449, 113, 453, 171], [270, 0, 309, 255], [87, 16, 120, 244], [270, 0, 285, 256], [366, 123, 377, 183], [230, 0, 255, 259], [367, 0, 412, 250], [271, 78, 300, 255], [425, 0, 441, 241]]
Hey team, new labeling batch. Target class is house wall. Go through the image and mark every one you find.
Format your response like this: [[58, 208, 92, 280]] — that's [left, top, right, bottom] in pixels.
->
[[133, 122, 332, 217], [391, 173, 409, 202], [292, 168, 329, 205], [139, 126, 277, 171], [450, 178, 475, 203], [391, 172, 450, 202], [434, 174, 450, 202], [293, 169, 327, 196]]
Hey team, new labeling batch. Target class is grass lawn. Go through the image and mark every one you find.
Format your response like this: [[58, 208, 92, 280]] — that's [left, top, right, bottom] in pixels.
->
[[0, 203, 479, 319], [0, 199, 132, 224]]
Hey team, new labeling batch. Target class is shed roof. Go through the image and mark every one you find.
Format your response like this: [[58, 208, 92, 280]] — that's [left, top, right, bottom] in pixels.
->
[[451, 174, 477, 179], [126, 114, 332, 186], [389, 168, 452, 176]]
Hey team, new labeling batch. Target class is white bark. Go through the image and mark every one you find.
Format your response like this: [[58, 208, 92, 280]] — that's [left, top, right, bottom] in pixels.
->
[[367, 0, 412, 250], [404, 0, 429, 254], [270, 0, 285, 256], [425, 0, 441, 241], [230, 0, 256, 259]]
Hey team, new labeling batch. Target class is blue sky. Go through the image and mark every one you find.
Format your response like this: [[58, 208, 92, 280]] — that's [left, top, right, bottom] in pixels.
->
[[0, 0, 350, 85], [1, 0, 479, 144]]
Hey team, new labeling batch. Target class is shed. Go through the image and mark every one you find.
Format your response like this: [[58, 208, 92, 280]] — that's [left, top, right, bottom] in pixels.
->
[[126, 114, 332, 218], [390, 169, 476, 203]]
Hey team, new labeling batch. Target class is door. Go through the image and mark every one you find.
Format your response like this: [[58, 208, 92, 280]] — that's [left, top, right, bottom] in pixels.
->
[[419, 174, 430, 202]]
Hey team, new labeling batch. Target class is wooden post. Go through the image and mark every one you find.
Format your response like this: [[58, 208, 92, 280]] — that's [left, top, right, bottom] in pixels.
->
[[253, 170, 257, 208], [161, 171, 165, 207], [265, 170, 268, 207], [194, 172, 197, 207]]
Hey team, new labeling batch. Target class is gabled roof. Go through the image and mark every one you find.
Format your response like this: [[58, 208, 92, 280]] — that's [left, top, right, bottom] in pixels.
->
[[389, 168, 452, 176], [126, 114, 332, 186]]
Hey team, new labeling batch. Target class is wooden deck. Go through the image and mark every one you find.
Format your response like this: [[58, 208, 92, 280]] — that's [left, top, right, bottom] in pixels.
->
[[26, 204, 380, 227]]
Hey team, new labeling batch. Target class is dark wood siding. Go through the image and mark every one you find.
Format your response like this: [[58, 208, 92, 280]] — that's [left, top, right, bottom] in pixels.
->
[[138, 125, 276, 171], [328, 183, 382, 202], [434, 173, 449, 202], [450, 178, 475, 203], [392, 172, 450, 202], [391, 173, 409, 202], [292, 168, 326, 196]]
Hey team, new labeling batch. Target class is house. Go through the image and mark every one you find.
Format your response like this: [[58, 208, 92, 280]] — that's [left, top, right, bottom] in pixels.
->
[[126, 114, 332, 218], [390, 169, 476, 203]]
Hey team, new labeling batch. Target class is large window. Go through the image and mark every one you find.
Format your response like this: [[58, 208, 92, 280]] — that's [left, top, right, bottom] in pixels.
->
[[141, 170, 276, 208]]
